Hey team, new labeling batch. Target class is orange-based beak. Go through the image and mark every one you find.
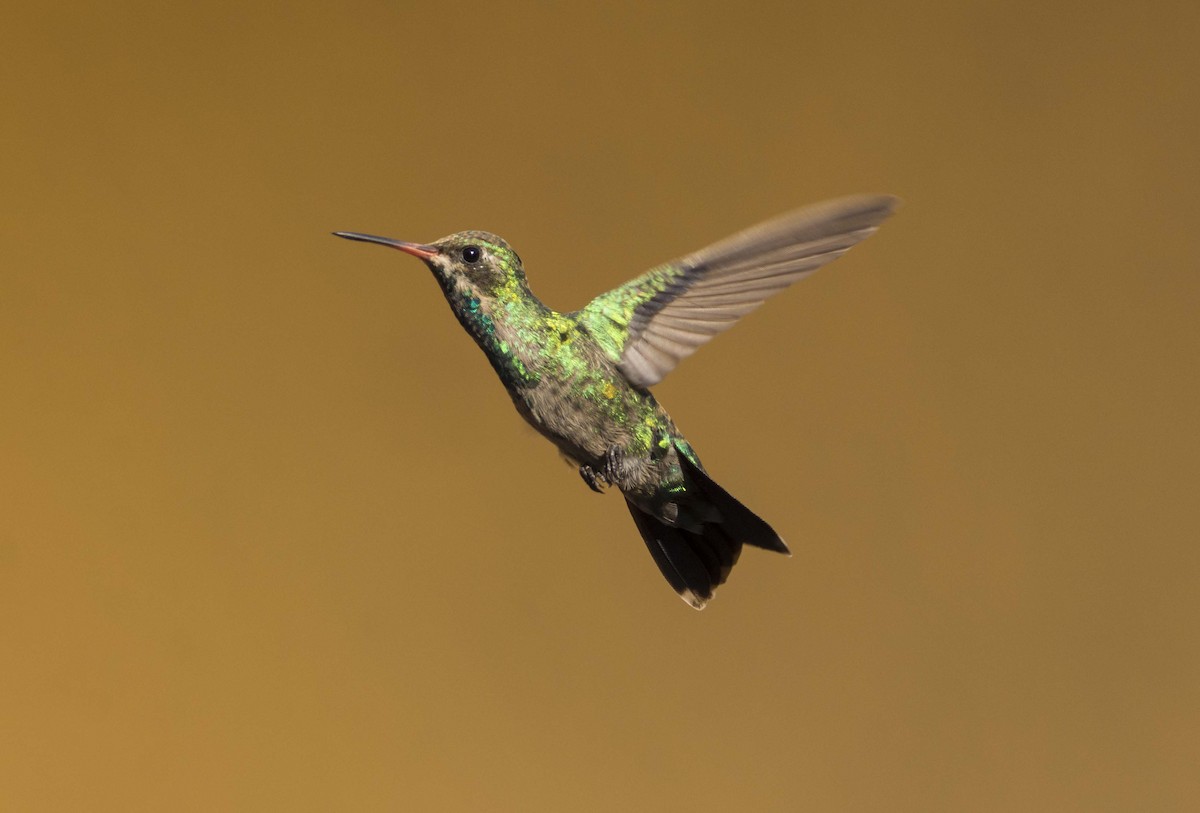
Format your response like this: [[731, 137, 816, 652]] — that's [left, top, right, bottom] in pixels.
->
[[333, 232, 438, 260]]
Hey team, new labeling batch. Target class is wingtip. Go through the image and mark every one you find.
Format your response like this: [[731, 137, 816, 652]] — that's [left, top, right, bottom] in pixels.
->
[[878, 193, 903, 214], [841, 192, 902, 218], [820, 193, 901, 234]]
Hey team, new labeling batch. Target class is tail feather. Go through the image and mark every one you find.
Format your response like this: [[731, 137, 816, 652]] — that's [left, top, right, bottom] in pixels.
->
[[625, 445, 789, 610], [675, 446, 790, 555], [625, 501, 740, 610]]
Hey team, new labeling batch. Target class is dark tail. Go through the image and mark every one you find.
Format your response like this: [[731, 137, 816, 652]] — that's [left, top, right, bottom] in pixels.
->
[[625, 448, 789, 610]]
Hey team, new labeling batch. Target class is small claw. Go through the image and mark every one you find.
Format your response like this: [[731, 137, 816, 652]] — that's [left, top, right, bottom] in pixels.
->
[[602, 445, 625, 486], [579, 464, 604, 493]]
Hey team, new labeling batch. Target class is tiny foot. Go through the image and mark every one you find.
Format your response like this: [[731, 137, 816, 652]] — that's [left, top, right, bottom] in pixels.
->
[[579, 464, 604, 494], [602, 445, 625, 487]]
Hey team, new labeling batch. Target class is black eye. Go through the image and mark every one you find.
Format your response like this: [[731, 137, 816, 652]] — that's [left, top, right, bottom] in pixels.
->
[[461, 245, 481, 263]]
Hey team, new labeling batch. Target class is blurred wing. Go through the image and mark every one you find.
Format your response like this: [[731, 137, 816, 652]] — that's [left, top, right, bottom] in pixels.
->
[[578, 195, 899, 388]]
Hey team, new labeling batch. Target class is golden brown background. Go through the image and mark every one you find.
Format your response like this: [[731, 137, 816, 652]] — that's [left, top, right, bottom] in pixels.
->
[[3, 2, 1198, 810]]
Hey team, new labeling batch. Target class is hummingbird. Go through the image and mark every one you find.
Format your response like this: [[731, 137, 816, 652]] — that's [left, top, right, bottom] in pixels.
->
[[334, 195, 897, 609]]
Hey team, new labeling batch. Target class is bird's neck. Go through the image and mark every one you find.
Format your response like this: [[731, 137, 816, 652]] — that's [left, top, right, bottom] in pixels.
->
[[433, 271, 553, 389]]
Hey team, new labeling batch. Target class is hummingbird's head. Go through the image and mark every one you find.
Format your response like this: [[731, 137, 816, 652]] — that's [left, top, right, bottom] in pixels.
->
[[333, 229, 526, 298]]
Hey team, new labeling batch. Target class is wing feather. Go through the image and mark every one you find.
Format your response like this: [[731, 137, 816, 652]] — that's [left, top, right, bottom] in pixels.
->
[[578, 195, 898, 388]]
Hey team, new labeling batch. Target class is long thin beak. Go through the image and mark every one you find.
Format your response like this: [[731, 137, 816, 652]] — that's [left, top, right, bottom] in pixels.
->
[[333, 231, 439, 261]]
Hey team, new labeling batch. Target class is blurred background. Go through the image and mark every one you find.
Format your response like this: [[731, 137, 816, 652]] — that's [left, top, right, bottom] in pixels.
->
[[2, 1, 1197, 810]]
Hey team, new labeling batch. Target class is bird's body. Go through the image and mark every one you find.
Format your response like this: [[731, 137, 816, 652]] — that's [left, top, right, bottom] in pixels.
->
[[336, 195, 898, 609], [422, 245, 688, 515]]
